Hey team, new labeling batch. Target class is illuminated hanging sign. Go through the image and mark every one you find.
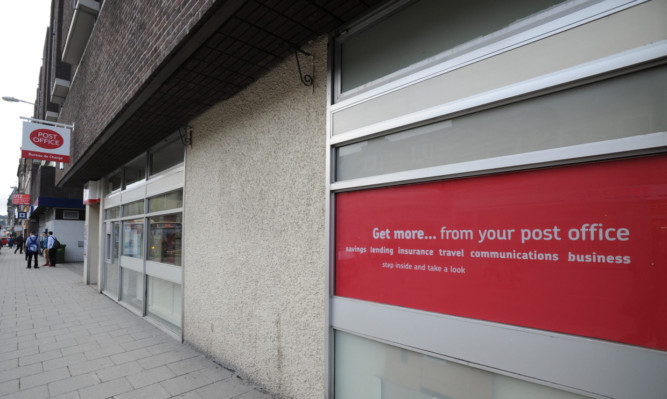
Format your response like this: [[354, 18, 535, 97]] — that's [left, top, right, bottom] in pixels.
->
[[335, 155, 667, 350], [12, 194, 30, 205], [21, 121, 71, 163]]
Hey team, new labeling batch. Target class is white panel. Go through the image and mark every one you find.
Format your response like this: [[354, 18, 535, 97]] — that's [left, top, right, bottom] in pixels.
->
[[120, 186, 146, 203], [104, 194, 121, 208], [146, 260, 182, 284], [331, 297, 667, 399], [146, 169, 184, 197], [119, 256, 143, 273]]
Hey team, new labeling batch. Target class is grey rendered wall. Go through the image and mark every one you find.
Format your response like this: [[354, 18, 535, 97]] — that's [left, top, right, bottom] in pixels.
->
[[183, 37, 328, 398]]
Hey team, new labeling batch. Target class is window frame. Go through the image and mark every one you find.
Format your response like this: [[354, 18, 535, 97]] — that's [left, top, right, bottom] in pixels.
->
[[326, 2, 667, 398]]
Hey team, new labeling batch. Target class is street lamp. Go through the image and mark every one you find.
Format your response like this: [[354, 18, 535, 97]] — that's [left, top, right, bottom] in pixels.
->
[[2, 96, 34, 105]]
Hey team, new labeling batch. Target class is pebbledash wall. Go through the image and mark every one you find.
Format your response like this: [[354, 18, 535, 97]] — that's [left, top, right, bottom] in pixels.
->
[[184, 37, 328, 398]]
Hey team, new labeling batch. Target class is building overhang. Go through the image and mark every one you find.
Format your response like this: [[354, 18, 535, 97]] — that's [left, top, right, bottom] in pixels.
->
[[57, 0, 385, 188]]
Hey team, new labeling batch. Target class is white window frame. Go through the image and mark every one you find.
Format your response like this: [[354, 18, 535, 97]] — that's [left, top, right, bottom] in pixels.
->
[[332, 0, 647, 105], [326, 3, 667, 399]]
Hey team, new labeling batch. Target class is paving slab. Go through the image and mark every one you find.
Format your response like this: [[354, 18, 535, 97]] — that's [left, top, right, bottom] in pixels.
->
[[0, 252, 274, 398]]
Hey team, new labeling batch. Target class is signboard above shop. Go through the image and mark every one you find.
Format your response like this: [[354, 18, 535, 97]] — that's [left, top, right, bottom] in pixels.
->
[[21, 120, 72, 163], [12, 194, 30, 205]]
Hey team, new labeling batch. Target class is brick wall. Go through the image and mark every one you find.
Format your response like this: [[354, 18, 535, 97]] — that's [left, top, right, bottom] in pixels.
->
[[57, 0, 217, 180]]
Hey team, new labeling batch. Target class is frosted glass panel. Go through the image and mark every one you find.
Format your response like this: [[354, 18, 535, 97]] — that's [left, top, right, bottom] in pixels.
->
[[147, 276, 182, 332], [120, 267, 143, 311], [334, 331, 591, 399], [336, 65, 667, 181], [340, 0, 566, 92]]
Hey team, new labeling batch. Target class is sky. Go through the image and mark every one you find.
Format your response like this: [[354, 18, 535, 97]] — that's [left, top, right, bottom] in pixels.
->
[[0, 0, 52, 216]]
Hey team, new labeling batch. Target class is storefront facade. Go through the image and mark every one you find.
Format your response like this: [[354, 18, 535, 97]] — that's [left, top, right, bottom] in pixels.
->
[[327, 0, 666, 398]]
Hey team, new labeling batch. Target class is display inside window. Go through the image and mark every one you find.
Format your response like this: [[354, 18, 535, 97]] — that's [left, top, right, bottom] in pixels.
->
[[148, 214, 182, 266], [122, 219, 144, 258]]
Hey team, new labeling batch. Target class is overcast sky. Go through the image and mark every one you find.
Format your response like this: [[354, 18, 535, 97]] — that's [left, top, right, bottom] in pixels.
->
[[0, 0, 52, 217]]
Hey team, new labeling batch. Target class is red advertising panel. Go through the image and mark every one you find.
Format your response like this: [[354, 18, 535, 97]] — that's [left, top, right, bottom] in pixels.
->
[[335, 155, 667, 350], [12, 194, 30, 205]]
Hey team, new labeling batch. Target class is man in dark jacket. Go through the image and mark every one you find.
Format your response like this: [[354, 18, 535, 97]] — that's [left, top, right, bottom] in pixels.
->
[[14, 233, 24, 254]]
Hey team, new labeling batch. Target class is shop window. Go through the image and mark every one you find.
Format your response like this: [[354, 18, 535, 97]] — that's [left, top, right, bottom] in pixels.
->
[[122, 219, 144, 258], [336, 64, 667, 181], [335, 331, 591, 399], [123, 200, 144, 217], [147, 276, 182, 333], [149, 139, 184, 176], [148, 190, 183, 213], [148, 214, 182, 266], [335, 0, 567, 99]]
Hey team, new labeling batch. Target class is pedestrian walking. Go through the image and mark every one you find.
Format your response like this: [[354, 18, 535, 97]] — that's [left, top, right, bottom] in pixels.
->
[[47, 231, 59, 267], [25, 231, 40, 269], [14, 233, 24, 254], [42, 231, 50, 266]]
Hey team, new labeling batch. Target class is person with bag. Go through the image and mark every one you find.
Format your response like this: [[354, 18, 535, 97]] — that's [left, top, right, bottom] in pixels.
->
[[25, 231, 40, 269], [47, 231, 60, 267]]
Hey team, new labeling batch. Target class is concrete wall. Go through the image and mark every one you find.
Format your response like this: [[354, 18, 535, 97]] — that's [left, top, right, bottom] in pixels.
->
[[183, 36, 328, 398]]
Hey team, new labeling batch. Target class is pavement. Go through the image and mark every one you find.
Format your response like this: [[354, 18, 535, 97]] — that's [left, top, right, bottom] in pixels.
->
[[0, 249, 274, 399]]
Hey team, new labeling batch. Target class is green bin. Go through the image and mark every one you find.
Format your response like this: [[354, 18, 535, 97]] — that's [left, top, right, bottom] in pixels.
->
[[56, 244, 66, 263]]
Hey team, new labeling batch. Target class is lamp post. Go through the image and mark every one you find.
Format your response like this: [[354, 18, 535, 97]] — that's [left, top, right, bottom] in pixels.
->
[[2, 96, 34, 105]]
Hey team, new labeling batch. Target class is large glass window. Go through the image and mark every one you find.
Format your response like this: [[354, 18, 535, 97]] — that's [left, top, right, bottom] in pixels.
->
[[148, 190, 183, 213], [336, 65, 667, 181], [337, 0, 566, 95], [147, 276, 182, 332], [148, 214, 182, 266], [335, 331, 591, 399], [122, 219, 144, 258], [150, 139, 184, 176]]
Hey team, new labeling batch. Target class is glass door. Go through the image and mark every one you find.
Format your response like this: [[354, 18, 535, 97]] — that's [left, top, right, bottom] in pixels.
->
[[103, 221, 121, 298]]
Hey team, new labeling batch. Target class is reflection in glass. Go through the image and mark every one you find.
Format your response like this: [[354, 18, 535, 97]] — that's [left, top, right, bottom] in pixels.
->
[[122, 219, 144, 258], [147, 276, 182, 332], [334, 331, 591, 399], [148, 214, 182, 266]]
